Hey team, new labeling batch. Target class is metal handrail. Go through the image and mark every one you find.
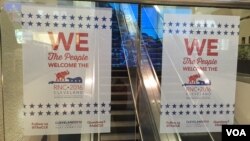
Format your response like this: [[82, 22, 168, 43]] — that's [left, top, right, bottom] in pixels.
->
[[113, 4, 144, 141]]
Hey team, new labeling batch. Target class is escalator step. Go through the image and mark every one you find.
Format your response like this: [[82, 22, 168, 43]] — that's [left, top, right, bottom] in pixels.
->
[[101, 133, 140, 141]]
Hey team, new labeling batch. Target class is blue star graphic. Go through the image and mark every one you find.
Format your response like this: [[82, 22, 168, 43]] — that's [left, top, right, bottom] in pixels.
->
[[213, 104, 217, 108], [168, 22, 173, 26], [165, 104, 170, 108], [196, 30, 201, 34], [176, 22, 180, 26], [172, 111, 176, 115], [86, 103, 90, 107], [101, 103, 105, 107], [179, 111, 183, 115], [206, 104, 210, 108], [71, 110, 75, 115], [63, 111, 67, 115], [62, 15, 67, 20], [94, 103, 98, 107], [94, 110, 98, 114], [211, 31, 214, 35], [186, 104, 190, 108], [101, 109, 105, 114], [62, 23, 67, 27], [179, 104, 183, 108], [224, 31, 228, 35], [175, 29, 179, 34], [55, 111, 59, 115], [46, 111, 51, 115], [204, 22, 208, 27], [45, 14, 50, 19], [30, 104, 35, 108], [78, 103, 83, 107], [38, 111, 43, 116], [55, 103, 59, 108], [102, 16, 107, 21], [231, 31, 234, 35], [193, 105, 197, 108], [54, 22, 58, 27], [206, 111, 210, 114], [224, 24, 228, 28], [63, 103, 67, 107], [197, 23, 201, 27], [70, 15, 75, 20], [193, 111, 197, 115], [94, 24, 98, 29], [172, 104, 176, 108], [231, 24, 235, 28], [38, 103, 43, 108], [54, 15, 58, 19], [36, 14, 41, 19], [204, 30, 208, 34], [226, 104, 230, 108], [28, 21, 33, 26], [86, 16, 91, 21], [165, 111, 169, 115], [102, 24, 106, 29], [79, 110, 83, 115], [78, 23, 83, 28], [71, 103, 75, 107], [47, 103, 51, 108], [28, 13, 33, 18], [86, 23, 91, 28], [200, 104, 204, 108], [168, 29, 172, 34], [78, 15, 83, 20], [226, 110, 230, 114], [220, 110, 223, 114], [86, 110, 90, 114], [190, 22, 194, 27], [220, 104, 224, 108], [218, 23, 222, 28], [200, 110, 203, 115], [70, 23, 75, 28], [186, 111, 190, 115], [190, 30, 194, 34], [30, 111, 35, 116], [94, 16, 99, 21], [217, 31, 221, 35], [182, 30, 186, 34], [183, 22, 187, 27], [213, 110, 217, 114], [37, 22, 42, 26]]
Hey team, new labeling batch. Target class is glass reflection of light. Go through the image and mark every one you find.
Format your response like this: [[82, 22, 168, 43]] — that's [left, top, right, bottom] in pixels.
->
[[33, 32, 51, 44], [144, 75, 158, 89]]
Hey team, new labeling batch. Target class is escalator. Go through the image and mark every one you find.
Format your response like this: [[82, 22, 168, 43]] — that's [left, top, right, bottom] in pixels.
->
[[100, 7, 140, 141]]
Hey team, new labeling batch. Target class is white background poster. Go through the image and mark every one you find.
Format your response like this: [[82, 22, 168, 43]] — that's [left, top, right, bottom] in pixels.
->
[[22, 5, 112, 135], [160, 14, 239, 133]]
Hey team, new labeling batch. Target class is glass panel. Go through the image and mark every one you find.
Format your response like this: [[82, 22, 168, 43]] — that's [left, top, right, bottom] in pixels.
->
[[140, 4, 250, 141], [1, 1, 140, 141]]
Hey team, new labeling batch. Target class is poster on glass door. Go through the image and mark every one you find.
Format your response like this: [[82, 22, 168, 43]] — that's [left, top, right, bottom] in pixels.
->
[[21, 5, 112, 135], [160, 14, 239, 133]]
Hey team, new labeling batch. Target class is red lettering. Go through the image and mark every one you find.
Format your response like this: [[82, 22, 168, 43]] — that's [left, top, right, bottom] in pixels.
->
[[207, 39, 218, 56], [48, 32, 74, 51], [184, 38, 206, 56], [76, 33, 88, 51]]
